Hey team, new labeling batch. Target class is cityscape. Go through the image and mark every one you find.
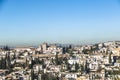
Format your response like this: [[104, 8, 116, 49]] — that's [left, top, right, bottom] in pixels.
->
[[1, 0, 120, 80], [0, 41, 120, 80]]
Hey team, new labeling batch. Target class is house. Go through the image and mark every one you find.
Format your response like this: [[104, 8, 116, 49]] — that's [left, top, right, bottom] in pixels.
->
[[76, 75, 89, 80], [47, 45, 63, 54], [65, 73, 77, 80], [89, 62, 100, 71], [112, 48, 120, 56], [33, 65, 43, 73], [14, 47, 29, 52], [47, 65, 61, 73], [68, 54, 79, 65], [89, 69, 105, 80], [114, 63, 120, 67]]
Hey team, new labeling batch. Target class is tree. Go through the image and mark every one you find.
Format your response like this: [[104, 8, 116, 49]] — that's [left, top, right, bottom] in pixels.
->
[[80, 64, 84, 73], [41, 73, 49, 80], [55, 53, 59, 65], [30, 59, 34, 69], [68, 45, 72, 49], [13, 53, 16, 59], [83, 49, 89, 54], [109, 52, 112, 63], [25, 58, 28, 68], [31, 69, 34, 80], [84, 61, 90, 73], [2, 57, 6, 69], [75, 63, 79, 72], [6, 53, 12, 73], [62, 47, 66, 54], [39, 59, 44, 64], [0, 58, 2, 69], [3, 46, 10, 51]]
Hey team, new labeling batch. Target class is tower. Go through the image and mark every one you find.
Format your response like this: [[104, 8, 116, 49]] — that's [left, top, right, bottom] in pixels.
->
[[42, 42, 47, 52]]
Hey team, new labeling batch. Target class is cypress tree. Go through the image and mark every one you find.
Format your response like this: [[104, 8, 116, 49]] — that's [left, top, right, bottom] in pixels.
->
[[55, 53, 59, 65]]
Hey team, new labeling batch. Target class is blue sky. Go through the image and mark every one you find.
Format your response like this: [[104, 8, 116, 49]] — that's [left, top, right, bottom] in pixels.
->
[[0, 0, 120, 46]]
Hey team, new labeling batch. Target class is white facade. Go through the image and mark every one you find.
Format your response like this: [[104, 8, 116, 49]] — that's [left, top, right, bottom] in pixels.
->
[[65, 74, 77, 79]]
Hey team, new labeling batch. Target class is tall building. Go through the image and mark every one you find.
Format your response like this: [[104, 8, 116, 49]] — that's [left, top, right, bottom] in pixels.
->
[[42, 42, 47, 52]]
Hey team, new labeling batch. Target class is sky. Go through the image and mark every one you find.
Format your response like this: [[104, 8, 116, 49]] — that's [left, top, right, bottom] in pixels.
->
[[0, 0, 120, 46]]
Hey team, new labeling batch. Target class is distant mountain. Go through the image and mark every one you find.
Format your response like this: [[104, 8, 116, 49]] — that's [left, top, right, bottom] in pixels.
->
[[0, 45, 4, 48]]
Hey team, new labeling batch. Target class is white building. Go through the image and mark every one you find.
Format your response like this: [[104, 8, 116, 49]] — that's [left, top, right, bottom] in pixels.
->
[[42, 43, 47, 52], [68, 54, 79, 65], [65, 74, 77, 80]]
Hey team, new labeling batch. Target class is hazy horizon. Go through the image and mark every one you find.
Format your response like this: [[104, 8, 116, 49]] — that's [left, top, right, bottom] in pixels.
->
[[0, 0, 120, 46]]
